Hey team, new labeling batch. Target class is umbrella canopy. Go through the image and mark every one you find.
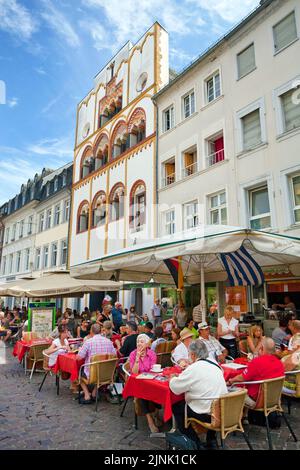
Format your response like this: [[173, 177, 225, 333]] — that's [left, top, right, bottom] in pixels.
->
[[0, 271, 122, 298], [70, 226, 300, 285]]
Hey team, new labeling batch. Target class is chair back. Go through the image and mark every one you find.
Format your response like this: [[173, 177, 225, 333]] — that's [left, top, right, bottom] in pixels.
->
[[29, 343, 50, 362], [262, 377, 285, 414], [42, 350, 51, 370], [156, 351, 172, 368], [23, 332, 39, 342], [220, 390, 247, 435], [89, 355, 117, 386], [155, 341, 166, 353], [239, 339, 249, 356], [122, 361, 131, 383], [165, 341, 177, 353]]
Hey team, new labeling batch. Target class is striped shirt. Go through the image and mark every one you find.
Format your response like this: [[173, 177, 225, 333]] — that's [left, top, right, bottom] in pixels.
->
[[198, 335, 225, 361], [192, 304, 202, 323], [78, 334, 116, 378]]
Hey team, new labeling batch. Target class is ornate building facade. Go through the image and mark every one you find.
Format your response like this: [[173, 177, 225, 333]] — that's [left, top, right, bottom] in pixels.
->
[[69, 23, 169, 313]]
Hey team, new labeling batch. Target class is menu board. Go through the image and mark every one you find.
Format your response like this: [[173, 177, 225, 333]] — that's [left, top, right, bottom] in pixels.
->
[[28, 302, 56, 338]]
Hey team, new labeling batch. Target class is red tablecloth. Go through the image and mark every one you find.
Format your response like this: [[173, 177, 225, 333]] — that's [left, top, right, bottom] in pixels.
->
[[12, 339, 51, 362], [221, 364, 247, 381], [123, 373, 184, 422], [54, 353, 84, 381]]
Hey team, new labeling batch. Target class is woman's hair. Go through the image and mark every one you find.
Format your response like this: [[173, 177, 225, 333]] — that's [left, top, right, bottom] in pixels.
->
[[130, 305, 135, 311], [185, 320, 193, 328], [171, 328, 181, 340], [137, 333, 151, 345], [154, 326, 164, 338], [250, 325, 262, 338], [189, 339, 209, 360], [58, 324, 67, 335], [224, 306, 234, 315]]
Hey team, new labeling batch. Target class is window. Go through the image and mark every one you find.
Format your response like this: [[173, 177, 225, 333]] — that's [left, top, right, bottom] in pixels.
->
[[25, 248, 30, 271], [64, 199, 70, 222], [46, 209, 52, 229], [206, 133, 224, 167], [11, 223, 16, 241], [43, 246, 49, 269], [19, 220, 24, 238], [209, 191, 227, 225], [162, 158, 176, 187], [54, 204, 61, 226], [28, 216, 33, 235], [182, 146, 197, 178], [77, 202, 90, 233], [291, 174, 300, 223], [62, 174, 67, 186], [111, 122, 129, 159], [95, 135, 109, 170], [81, 147, 94, 178], [5, 227, 9, 244], [206, 72, 221, 103], [280, 88, 300, 133], [110, 185, 125, 222], [8, 254, 13, 273], [22, 192, 26, 206], [35, 248, 41, 270], [130, 182, 146, 231], [30, 187, 35, 200], [184, 201, 198, 230], [182, 91, 195, 119], [54, 178, 58, 192], [39, 213, 44, 232], [46, 184, 50, 197], [273, 11, 297, 53], [61, 240, 68, 265], [51, 243, 58, 267], [237, 44, 256, 79], [165, 209, 175, 235], [241, 109, 261, 150], [163, 105, 175, 132], [92, 192, 106, 228], [16, 251, 21, 273], [2, 256, 6, 275], [249, 186, 271, 230]]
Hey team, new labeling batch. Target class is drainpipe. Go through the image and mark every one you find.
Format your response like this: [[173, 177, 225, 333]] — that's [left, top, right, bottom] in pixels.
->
[[153, 98, 160, 302]]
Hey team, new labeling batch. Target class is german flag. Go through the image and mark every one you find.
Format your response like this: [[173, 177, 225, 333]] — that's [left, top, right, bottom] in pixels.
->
[[164, 256, 184, 290]]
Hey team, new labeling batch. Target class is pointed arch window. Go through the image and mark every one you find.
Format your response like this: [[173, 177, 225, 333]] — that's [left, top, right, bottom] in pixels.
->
[[94, 135, 109, 170], [80, 147, 95, 179], [130, 181, 146, 231], [111, 121, 129, 160]]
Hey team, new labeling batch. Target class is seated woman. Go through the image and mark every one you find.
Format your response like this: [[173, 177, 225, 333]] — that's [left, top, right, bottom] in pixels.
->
[[162, 318, 176, 336], [247, 325, 264, 357], [129, 334, 161, 433], [47, 325, 71, 367], [77, 319, 90, 339], [83, 323, 92, 342], [0, 313, 12, 342], [170, 328, 181, 346], [184, 320, 199, 340]]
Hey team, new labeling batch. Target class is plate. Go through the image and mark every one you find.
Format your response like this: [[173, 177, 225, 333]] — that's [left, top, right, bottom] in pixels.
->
[[150, 368, 163, 373]]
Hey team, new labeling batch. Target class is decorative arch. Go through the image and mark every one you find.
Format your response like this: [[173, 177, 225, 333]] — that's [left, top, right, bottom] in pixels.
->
[[77, 200, 90, 234], [128, 107, 146, 133], [91, 191, 107, 228], [110, 120, 129, 160], [127, 107, 146, 147], [109, 182, 125, 222], [129, 180, 146, 231], [94, 133, 109, 170], [80, 146, 94, 179]]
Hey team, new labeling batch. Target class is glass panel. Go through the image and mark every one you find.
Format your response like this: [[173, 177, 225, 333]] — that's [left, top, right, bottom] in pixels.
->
[[210, 195, 218, 208], [273, 12, 297, 52], [242, 109, 261, 149], [281, 89, 300, 132], [207, 78, 214, 102], [294, 208, 300, 223], [211, 210, 219, 224], [237, 44, 255, 78], [215, 73, 221, 98], [251, 187, 270, 216], [221, 207, 227, 225], [293, 175, 300, 205], [250, 216, 271, 230], [191, 92, 195, 114], [220, 192, 226, 204]]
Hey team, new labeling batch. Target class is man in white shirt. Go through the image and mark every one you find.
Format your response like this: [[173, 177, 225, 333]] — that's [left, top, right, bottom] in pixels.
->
[[170, 339, 227, 449], [171, 328, 194, 366], [197, 322, 228, 363], [151, 299, 164, 327]]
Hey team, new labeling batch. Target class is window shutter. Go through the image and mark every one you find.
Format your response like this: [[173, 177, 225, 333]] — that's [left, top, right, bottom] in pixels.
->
[[273, 12, 297, 52], [242, 109, 261, 149], [237, 44, 255, 78], [281, 89, 300, 132]]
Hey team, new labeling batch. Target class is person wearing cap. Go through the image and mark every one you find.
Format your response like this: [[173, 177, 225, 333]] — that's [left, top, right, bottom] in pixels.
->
[[111, 302, 124, 333], [171, 328, 194, 367], [198, 322, 228, 363]]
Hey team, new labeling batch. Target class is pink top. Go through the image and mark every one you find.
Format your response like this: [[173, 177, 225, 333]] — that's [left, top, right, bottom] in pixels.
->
[[129, 348, 157, 373]]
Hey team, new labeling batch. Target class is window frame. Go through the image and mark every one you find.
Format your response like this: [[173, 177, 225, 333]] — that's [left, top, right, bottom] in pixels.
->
[[162, 104, 175, 133], [28, 215, 33, 235], [39, 213, 45, 233], [236, 43, 256, 80], [16, 251, 21, 273], [290, 173, 300, 224], [51, 242, 58, 267], [236, 98, 266, 154], [182, 90, 195, 120], [54, 204, 61, 226], [25, 248, 30, 271], [35, 248, 41, 271], [205, 70, 221, 104], [61, 239, 68, 265], [43, 245, 49, 269], [248, 185, 271, 230], [208, 190, 228, 225], [165, 209, 175, 235], [46, 208, 52, 230], [272, 10, 298, 55], [183, 200, 199, 230]]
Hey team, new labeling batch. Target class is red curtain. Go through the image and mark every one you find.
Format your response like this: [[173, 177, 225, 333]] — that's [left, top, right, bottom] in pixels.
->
[[214, 136, 224, 162]]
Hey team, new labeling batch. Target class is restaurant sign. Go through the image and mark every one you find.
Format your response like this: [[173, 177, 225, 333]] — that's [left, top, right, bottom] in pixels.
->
[[122, 283, 169, 290], [28, 302, 56, 338]]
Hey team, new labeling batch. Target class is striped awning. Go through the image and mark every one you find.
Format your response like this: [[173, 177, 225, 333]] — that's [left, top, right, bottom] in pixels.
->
[[219, 246, 264, 286]]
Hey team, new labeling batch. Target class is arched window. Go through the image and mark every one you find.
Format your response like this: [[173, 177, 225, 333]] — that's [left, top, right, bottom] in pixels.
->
[[128, 108, 146, 147], [91, 191, 107, 228], [94, 134, 109, 170], [111, 121, 129, 159], [129, 181, 146, 231], [109, 184, 125, 222], [77, 201, 90, 233], [80, 147, 94, 179], [99, 94, 123, 128]]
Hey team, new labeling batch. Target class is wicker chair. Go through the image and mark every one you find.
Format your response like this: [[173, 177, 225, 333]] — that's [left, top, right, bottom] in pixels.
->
[[38, 350, 60, 394], [282, 370, 300, 414], [28, 343, 50, 381], [241, 377, 297, 449], [239, 339, 249, 356], [187, 389, 253, 449], [78, 355, 119, 411]]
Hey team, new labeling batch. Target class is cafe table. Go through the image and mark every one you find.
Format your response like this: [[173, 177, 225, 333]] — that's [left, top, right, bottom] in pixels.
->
[[53, 352, 85, 382], [13, 338, 52, 363]]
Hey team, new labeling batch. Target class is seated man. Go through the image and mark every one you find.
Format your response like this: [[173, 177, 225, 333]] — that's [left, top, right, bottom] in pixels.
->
[[144, 322, 154, 340], [77, 323, 116, 403], [171, 328, 194, 367], [287, 320, 300, 353], [170, 340, 227, 449], [228, 337, 284, 410], [272, 317, 291, 349], [49, 318, 71, 340], [197, 322, 228, 363], [119, 321, 138, 357], [151, 326, 167, 351]]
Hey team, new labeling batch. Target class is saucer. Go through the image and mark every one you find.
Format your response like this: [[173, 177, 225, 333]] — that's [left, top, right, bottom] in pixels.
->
[[150, 368, 162, 373]]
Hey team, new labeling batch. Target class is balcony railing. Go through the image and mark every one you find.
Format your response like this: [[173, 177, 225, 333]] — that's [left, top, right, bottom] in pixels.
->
[[182, 161, 198, 178], [162, 173, 176, 188], [206, 148, 225, 167]]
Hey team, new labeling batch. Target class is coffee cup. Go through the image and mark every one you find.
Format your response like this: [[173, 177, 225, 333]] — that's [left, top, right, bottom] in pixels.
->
[[152, 364, 162, 372]]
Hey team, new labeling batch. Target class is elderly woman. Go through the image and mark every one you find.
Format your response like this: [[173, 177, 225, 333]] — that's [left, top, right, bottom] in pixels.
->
[[129, 333, 161, 433], [47, 325, 71, 367], [217, 306, 239, 359], [170, 339, 227, 449]]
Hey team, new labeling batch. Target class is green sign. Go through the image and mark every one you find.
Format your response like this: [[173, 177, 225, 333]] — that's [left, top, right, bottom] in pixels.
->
[[28, 302, 56, 338], [122, 283, 170, 290]]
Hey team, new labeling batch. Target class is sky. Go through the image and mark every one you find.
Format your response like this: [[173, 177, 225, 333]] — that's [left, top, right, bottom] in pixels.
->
[[0, 0, 259, 205]]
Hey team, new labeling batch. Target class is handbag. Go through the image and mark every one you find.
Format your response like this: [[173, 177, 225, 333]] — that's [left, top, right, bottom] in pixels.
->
[[165, 431, 198, 450]]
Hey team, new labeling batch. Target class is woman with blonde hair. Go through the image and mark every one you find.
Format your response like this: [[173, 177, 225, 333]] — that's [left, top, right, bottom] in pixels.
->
[[217, 306, 239, 358], [247, 325, 264, 357]]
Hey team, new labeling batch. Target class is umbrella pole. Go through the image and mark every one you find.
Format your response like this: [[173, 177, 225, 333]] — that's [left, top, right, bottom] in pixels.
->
[[200, 260, 206, 323]]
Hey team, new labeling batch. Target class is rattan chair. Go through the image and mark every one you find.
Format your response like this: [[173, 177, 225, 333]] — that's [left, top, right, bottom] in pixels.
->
[[240, 376, 297, 449], [78, 355, 119, 411], [156, 351, 172, 368], [282, 370, 300, 414], [28, 343, 50, 380], [38, 350, 60, 394], [187, 389, 253, 449], [239, 339, 249, 356]]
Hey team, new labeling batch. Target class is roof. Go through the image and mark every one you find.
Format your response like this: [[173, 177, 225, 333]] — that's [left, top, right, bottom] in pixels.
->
[[42, 161, 72, 186], [153, 0, 274, 101]]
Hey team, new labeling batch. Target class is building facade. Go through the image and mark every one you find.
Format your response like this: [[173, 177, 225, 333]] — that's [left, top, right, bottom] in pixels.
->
[[69, 23, 169, 314], [0, 163, 73, 309], [154, 0, 300, 315]]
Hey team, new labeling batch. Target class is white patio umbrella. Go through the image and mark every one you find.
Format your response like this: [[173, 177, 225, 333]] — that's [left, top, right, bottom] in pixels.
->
[[70, 226, 300, 321], [0, 271, 122, 298]]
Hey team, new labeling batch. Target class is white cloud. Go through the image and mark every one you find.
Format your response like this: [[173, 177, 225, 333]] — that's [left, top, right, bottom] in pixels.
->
[[41, 95, 62, 114], [27, 136, 73, 159], [170, 47, 195, 65], [35, 67, 47, 75], [188, 0, 259, 23], [0, 0, 38, 40], [79, 19, 111, 51], [40, 0, 80, 48], [7, 97, 18, 108]]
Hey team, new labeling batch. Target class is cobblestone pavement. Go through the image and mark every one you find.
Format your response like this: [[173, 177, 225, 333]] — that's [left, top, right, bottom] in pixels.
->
[[0, 341, 299, 451]]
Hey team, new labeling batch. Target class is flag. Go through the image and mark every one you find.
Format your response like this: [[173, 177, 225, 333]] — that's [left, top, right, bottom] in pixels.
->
[[219, 246, 264, 287], [164, 256, 184, 290]]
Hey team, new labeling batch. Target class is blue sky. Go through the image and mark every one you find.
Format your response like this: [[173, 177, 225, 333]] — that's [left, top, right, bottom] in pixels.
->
[[0, 0, 259, 204]]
